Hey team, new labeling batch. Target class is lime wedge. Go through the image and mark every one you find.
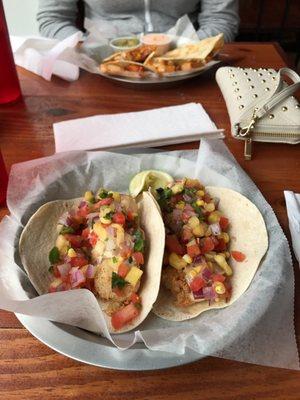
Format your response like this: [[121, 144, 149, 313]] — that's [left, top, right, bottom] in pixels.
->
[[129, 170, 174, 197]]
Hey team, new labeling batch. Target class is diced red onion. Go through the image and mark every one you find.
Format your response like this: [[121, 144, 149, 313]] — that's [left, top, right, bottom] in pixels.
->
[[57, 263, 71, 277], [87, 212, 99, 221], [70, 268, 86, 288], [183, 194, 192, 202], [86, 264, 96, 279], [194, 255, 207, 264], [184, 204, 194, 212], [210, 222, 221, 235], [106, 226, 115, 237], [79, 201, 87, 208], [193, 288, 204, 300], [202, 268, 212, 281], [203, 286, 217, 300], [172, 209, 182, 220]]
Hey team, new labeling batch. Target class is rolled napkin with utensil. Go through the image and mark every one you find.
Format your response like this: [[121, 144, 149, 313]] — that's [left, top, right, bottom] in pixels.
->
[[284, 190, 300, 264], [53, 102, 224, 153]]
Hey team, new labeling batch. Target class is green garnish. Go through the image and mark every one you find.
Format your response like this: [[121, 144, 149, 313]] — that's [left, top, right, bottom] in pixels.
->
[[98, 189, 113, 199], [103, 211, 114, 220], [156, 187, 173, 213], [60, 226, 75, 235], [112, 256, 118, 264], [49, 246, 60, 264], [134, 230, 145, 252], [192, 202, 204, 219], [48, 265, 54, 273], [184, 187, 197, 197], [111, 272, 127, 289]]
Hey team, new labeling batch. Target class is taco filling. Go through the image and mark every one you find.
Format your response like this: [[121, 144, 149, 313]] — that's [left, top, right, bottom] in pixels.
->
[[48, 189, 146, 330], [156, 178, 234, 307]]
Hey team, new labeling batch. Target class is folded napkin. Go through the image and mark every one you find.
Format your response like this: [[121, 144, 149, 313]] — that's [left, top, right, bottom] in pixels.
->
[[11, 32, 82, 81], [284, 190, 300, 263], [54, 103, 224, 153]]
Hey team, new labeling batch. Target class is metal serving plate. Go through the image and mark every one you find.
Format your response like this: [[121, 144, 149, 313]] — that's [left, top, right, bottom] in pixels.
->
[[98, 61, 220, 85], [16, 314, 202, 370]]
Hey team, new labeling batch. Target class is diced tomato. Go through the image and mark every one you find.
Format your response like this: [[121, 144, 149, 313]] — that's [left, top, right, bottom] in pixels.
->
[[219, 217, 229, 231], [64, 234, 83, 248], [130, 293, 140, 304], [70, 256, 88, 268], [127, 64, 143, 72], [182, 227, 193, 243], [172, 194, 184, 204], [190, 276, 205, 292], [201, 237, 215, 253], [212, 274, 226, 283], [187, 244, 201, 258], [118, 263, 130, 278], [120, 245, 132, 258], [203, 194, 211, 203], [214, 238, 227, 252], [53, 265, 60, 278], [89, 231, 98, 247], [81, 227, 90, 239], [231, 251, 246, 262], [113, 212, 126, 225], [166, 234, 185, 255], [127, 211, 134, 221], [132, 252, 144, 265], [111, 303, 140, 330], [77, 203, 90, 218]]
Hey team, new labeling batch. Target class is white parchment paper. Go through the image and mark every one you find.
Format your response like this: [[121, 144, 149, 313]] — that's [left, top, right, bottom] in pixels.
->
[[0, 140, 298, 369]]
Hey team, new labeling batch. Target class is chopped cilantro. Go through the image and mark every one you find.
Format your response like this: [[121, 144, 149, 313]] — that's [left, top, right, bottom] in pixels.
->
[[192, 202, 204, 219], [112, 256, 118, 264], [60, 226, 75, 235], [98, 189, 113, 199], [184, 187, 197, 197], [111, 272, 127, 289], [103, 211, 114, 220], [133, 230, 145, 252], [49, 246, 60, 264], [156, 187, 173, 213]]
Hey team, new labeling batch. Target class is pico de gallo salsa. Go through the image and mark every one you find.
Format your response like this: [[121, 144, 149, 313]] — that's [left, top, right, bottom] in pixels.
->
[[48, 188, 146, 330], [156, 178, 233, 307]]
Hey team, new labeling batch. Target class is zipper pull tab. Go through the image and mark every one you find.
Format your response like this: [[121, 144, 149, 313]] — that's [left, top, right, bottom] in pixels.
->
[[244, 138, 252, 160]]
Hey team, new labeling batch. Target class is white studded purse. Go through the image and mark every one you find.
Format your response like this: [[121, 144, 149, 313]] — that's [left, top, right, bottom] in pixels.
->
[[215, 67, 300, 159]]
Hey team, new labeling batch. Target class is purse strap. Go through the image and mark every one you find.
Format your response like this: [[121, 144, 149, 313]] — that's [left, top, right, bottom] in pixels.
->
[[240, 67, 300, 136]]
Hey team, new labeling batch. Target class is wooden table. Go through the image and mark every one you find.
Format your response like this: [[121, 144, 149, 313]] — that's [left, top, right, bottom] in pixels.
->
[[1, 43, 300, 399]]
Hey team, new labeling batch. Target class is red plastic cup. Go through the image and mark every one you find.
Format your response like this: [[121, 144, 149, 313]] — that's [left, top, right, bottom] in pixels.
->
[[0, 148, 8, 206], [0, 0, 22, 104]]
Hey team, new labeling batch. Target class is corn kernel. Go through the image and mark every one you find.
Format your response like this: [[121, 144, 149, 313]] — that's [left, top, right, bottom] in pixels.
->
[[192, 224, 205, 237], [218, 232, 230, 243], [208, 211, 222, 224], [176, 201, 185, 210], [171, 183, 184, 194], [67, 248, 77, 258], [225, 251, 230, 259], [197, 190, 205, 197], [196, 199, 204, 206], [204, 252, 216, 261], [183, 254, 192, 264], [214, 254, 232, 276], [214, 282, 226, 295], [205, 226, 212, 237], [188, 216, 200, 228], [194, 266, 202, 273], [186, 269, 197, 281], [169, 253, 187, 270], [204, 202, 215, 212], [84, 190, 94, 203], [111, 192, 121, 202]]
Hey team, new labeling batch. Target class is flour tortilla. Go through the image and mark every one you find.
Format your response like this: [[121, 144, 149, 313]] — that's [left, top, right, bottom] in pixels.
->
[[156, 33, 224, 61], [19, 191, 165, 333], [152, 187, 268, 321]]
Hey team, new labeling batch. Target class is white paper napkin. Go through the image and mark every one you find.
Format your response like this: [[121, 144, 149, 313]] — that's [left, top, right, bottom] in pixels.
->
[[53, 102, 224, 153], [12, 32, 82, 81], [284, 190, 300, 262]]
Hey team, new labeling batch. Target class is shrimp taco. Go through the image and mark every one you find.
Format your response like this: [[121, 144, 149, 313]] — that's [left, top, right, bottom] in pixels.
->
[[150, 177, 268, 321], [19, 188, 165, 333]]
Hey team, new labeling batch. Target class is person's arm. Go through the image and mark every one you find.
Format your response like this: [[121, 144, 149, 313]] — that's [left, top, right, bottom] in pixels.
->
[[197, 0, 239, 42], [37, 0, 80, 39]]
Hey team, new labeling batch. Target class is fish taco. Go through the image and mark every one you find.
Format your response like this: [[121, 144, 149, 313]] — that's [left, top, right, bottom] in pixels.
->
[[19, 188, 165, 333]]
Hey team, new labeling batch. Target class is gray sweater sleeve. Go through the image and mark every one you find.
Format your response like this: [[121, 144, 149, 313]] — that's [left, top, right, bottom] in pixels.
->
[[37, 0, 80, 39], [197, 0, 239, 42]]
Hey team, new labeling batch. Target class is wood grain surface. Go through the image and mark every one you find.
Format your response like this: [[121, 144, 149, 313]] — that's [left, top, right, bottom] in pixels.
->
[[0, 43, 300, 399]]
